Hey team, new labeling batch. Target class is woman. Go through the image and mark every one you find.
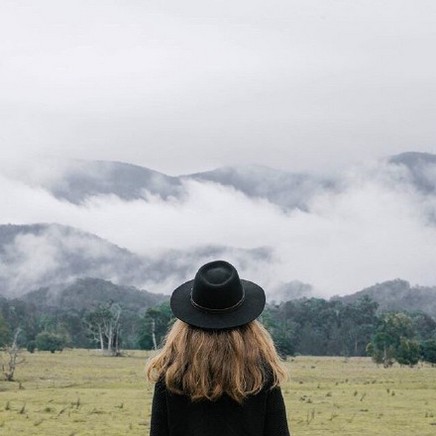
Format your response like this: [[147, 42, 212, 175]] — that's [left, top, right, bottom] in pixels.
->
[[146, 260, 291, 436]]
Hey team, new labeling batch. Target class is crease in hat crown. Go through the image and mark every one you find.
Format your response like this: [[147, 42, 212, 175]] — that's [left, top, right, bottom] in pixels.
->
[[190, 260, 245, 312]]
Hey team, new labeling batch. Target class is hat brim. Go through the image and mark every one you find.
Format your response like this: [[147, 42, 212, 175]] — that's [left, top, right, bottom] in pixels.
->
[[170, 279, 266, 329]]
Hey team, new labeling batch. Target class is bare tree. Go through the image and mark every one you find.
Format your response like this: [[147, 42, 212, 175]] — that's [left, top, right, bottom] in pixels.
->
[[85, 308, 106, 351], [1, 328, 25, 381], [151, 318, 157, 350], [85, 303, 122, 356], [102, 303, 122, 356]]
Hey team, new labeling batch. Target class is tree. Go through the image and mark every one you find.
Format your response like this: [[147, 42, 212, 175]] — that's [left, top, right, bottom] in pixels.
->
[[411, 312, 436, 341], [102, 303, 122, 355], [138, 302, 173, 350], [395, 338, 420, 366], [85, 307, 107, 351], [26, 340, 36, 353], [339, 296, 378, 356], [366, 341, 395, 367], [420, 339, 436, 364], [291, 298, 343, 356], [260, 306, 296, 357], [0, 313, 10, 347], [1, 328, 25, 381], [85, 302, 122, 355], [1, 300, 38, 347], [367, 313, 417, 367], [35, 331, 66, 353], [260, 297, 379, 357]]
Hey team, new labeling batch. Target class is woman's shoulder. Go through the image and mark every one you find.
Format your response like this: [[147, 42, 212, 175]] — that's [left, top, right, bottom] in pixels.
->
[[154, 377, 169, 393], [262, 362, 277, 387]]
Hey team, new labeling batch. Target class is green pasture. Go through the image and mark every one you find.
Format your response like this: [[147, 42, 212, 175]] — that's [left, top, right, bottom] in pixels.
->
[[0, 350, 435, 435]]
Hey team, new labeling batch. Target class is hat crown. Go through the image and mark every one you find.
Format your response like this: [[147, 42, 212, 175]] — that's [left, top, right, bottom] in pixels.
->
[[191, 261, 244, 311]]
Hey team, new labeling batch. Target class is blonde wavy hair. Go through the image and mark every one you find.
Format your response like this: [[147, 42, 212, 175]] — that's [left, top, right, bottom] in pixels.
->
[[146, 319, 287, 403]]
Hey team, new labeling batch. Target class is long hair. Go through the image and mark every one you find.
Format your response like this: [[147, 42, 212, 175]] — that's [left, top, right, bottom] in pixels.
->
[[146, 319, 287, 403]]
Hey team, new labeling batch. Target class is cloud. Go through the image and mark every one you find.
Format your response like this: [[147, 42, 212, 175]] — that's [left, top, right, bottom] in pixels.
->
[[0, 223, 145, 296], [2, 157, 436, 299], [2, 1, 436, 298], [0, 230, 62, 293], [284, 161, 436, 295]]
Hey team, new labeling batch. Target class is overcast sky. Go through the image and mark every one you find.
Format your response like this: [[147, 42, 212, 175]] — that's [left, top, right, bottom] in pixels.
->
[[2, 0, 436, 296], [1, 0, 436, 175]]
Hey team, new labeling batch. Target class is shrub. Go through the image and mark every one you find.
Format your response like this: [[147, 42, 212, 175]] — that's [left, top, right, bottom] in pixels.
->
[[420, 339, 436, 364], [35, 332, 66, 353], [26, 340, 36, 353], [395, 338, 420, 366]]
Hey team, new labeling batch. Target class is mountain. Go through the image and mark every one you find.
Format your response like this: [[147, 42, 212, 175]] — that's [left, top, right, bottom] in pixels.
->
[[7, 153, 436, 210], [389, 152, 436, 194], [269, 280, 314, 302], [10, 159, 331, 210], [186, 165, 332, 209], [0, 223, 273, 297], [0, 223, 150, 297], [20, 277, 166, 313], [42, 160, 182, 204], [335, 278, 436, 317], [3, 152, 436, 301]]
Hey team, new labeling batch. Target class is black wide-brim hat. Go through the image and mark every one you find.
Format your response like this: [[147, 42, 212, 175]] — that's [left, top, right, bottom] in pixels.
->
[[170, 260, 266, 330]]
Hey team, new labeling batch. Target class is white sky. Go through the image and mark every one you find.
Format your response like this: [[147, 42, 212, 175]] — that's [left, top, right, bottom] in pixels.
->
[[1, 0, 435, 175]]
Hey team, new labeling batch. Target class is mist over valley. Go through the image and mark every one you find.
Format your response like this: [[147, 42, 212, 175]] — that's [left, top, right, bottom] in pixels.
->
[[2, 151, 436, 303]]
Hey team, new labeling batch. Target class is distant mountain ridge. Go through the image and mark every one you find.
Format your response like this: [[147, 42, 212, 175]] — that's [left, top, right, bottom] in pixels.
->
[[2, 224, 436, 317], [186, 165, 332, 209], [20, 277, 166, 312], [2, 151, 436, 304], [0, 223, 273, 298], [18, 276, 436, 320], [0, 223, 150, 296], [389, 151, 436, 167], [4, 152, 436, 210], [38, 160, 182, 204], [9, 159, 333, 210], [389, 152, 436, 194], [334, 278, 436, 318]]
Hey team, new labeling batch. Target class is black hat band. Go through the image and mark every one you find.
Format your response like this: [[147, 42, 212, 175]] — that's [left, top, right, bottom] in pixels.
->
[[190, 289, 246, 313]]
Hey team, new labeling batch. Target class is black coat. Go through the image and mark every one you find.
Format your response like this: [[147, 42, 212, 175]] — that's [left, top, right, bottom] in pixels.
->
[[150, 379, 291, 436]]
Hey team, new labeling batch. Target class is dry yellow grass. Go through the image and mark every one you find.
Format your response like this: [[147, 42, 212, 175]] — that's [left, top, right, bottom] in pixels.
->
[[0, 349, 152, 435], [286, 356, 436, 436], [0, 350, 435, 435]]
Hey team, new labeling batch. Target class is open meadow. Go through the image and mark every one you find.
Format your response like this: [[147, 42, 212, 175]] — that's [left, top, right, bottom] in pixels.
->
[[0, 349, 435, 435]]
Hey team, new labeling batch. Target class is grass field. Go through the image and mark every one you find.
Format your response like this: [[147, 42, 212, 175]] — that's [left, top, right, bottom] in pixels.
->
[[0, 349, 435, 435]]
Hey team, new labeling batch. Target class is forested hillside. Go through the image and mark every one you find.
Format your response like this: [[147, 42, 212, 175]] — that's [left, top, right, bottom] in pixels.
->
[[0, 278, 165, 351], [1, 279, 435, 366], [336, 279, 436, 318]]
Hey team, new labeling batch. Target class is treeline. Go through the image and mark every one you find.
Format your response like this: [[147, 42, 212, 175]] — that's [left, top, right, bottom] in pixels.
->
[[262, 296, 436, 365], [0, 278, 164, 354], [123, 296, 436, 365], [1, 293, 436, 365], [0, 296, 153, 354]]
